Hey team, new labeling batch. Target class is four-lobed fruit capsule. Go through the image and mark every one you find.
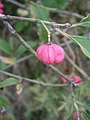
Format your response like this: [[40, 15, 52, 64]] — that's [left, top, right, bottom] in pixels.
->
[[36, 43, 65, 64], [60, 75, 83, 85]]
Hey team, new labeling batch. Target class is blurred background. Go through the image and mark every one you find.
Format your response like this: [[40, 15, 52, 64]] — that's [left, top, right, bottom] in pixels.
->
[[0, 0, 90, 120]]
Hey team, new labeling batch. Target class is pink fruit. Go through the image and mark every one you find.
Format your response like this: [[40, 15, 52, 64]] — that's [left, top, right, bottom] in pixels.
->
[[0, 2, 4, 9], [74, 112, 78, 120], [60, 77, 67, 83], [0, 9, 4, 14], [36, 43, 65, 64], [72, 76, 82, 85], [73, 112, 84, 120], [60, 75, 82, 85]]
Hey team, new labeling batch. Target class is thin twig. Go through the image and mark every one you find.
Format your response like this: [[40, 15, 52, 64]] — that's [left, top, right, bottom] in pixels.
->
[[70, 84, 80, 119], [0, 15, 89, 84], [14, 38, 76, 84], [0, 70, 67, 87], [63, 38, 76, 62], [49, 65, 75, 84], [63, 38, 76, 74], [3, 41, 74, 71], [0, 17, 76, 85], [31, 1, 84, 19], [3, 55, 33, 70], [57, 9, 84, 19], [6, 0, 84, 19], [3, 41, 73, 71], [40, 20, 51, 43], [0, 14, 71, 28], [6, 0, 26, 9], [55, 28, 90, 80], [65, 53, 90, 80], [15, 33, 37, 57], [57, 103, 66, 111]]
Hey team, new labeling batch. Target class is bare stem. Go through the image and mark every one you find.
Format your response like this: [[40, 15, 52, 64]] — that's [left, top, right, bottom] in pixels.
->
[[3, 55, 33, 70], [65, 53, 90, 80], [63, 38, 76, 74], [6, 0, 84, 19], [15, 33, 37, 57], [55, 28, 90, 80], [0, 70, 67, 87], [0, 18, 75, 85], [6, 0, 26, 9], [49, 65, 75, 84], [31, 1, 84, 19], [0, 14, 71, 28], [70, 84, 80, 119]]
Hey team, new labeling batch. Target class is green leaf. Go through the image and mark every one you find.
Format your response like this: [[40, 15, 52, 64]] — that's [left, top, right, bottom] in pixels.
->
[[0, 39, 13, 55], [82, 112, 90, 120], [16, 44, 27, 57], [71, 14, 90, 28], [16, 41, 37, 56], [38, 24, 48, 42], [0, 96, 15, 120], [41, 0, 68, 9], [81, 14, 90, 22], [70, 35, 90, 58], [68, 114, 74, 120], [15, 21, 28, 32], [84, 104, 90, 112], [30, 2, 50, 41], [30, 2, 50, 20], [0, 95, 11, 108], [0, 62, 6, 70], [0, 78, 19, 88]]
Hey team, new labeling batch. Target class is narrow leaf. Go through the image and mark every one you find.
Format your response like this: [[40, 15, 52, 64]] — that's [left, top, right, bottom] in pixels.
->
[[0, 95, 11, 108], [30, 2, 50, 20], [70, 35, 90, 58], [81, 14, 90, 22], [82, 112, 90, 120], [15, 21, 29, 32], [71, 14, 90, 28], [16, 41, 37, 56], [41, 0, 68, 9], [0, 62, 6, 70], [0, 78, 19, 88], [68, 114, 74, 120], [30, 2, 50, 41], [84, 104, 90, 112], [0, 39, 13, 55], [0, 56, 15, 65]]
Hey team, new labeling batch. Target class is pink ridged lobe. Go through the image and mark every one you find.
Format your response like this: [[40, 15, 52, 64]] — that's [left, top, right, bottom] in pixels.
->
[[60, 75, 83, 85], [0, 2, 4, 9], [47, 46, 51, 64], [42, 45, 49, 64], [72, 76, 82, 85], [48, 45, 55, 64], [36, 43, 65, 64], [36, 44, 46, 62], [73, 112, 78, 120], [52, 44, 65, 63], [0, 9, 4, 14]]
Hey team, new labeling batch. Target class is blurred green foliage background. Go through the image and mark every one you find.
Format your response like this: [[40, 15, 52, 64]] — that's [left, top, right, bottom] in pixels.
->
[[0, 0, 90, 120]]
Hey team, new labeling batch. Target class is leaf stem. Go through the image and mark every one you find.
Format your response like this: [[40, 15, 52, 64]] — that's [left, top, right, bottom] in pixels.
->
[[40, 20, 51, 43]]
